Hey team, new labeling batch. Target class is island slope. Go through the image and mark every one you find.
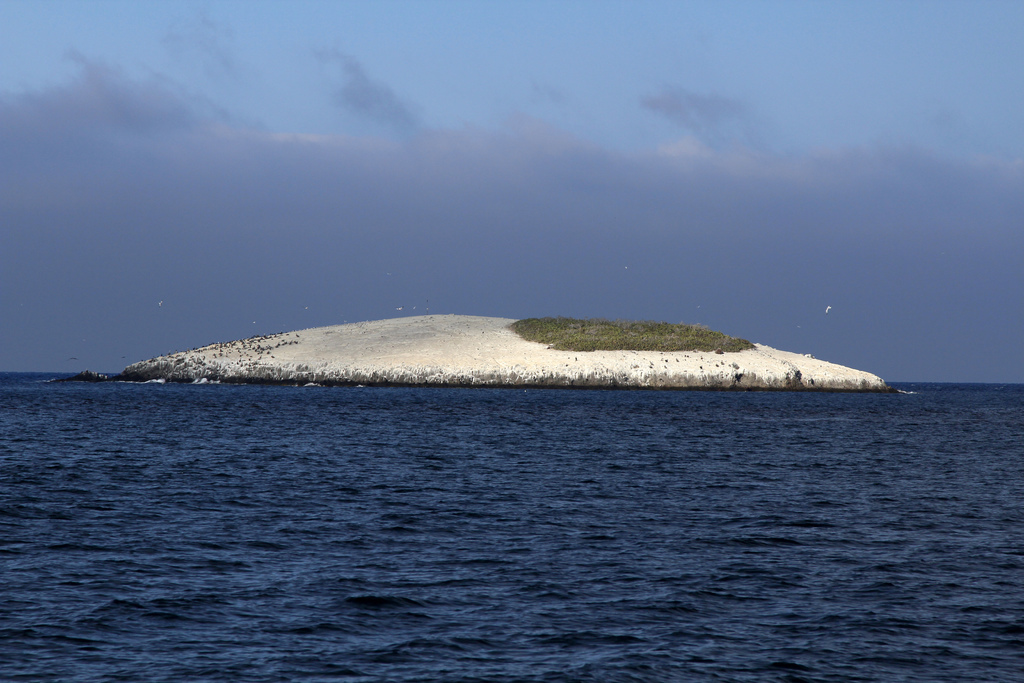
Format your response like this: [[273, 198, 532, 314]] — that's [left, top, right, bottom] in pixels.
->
[[116, 315, 894, 392]]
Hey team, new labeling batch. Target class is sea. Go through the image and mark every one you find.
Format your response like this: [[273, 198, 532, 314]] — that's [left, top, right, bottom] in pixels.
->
[[2, 372, 1023, 682]]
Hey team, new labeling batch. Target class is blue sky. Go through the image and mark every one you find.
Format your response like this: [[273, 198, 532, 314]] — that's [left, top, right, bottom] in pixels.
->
[[2, 1, 1022, 381]]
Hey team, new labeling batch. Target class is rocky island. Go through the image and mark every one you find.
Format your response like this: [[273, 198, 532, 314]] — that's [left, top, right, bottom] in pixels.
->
[[78, 315, 894, 392]]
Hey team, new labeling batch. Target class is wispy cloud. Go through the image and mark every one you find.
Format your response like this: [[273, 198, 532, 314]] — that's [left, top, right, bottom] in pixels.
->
[[530, 81, 566, 106], [315, 49, 419, 132], [163, 10, 239, 81], [641, 86, 753, 145]]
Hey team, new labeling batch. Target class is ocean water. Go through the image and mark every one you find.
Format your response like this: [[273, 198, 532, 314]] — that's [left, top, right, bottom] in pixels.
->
[[2, 373, 1023, 682]]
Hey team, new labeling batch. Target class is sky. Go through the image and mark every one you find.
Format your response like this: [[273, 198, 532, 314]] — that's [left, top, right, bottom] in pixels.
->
[[1, 0, 1022, 382]]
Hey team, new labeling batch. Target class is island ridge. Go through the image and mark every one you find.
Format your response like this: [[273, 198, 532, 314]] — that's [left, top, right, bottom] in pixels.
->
[[89, 315, 895, 392]]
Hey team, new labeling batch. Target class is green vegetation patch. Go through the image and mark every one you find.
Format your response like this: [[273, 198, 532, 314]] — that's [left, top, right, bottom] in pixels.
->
[[511, 317, 756, 353]]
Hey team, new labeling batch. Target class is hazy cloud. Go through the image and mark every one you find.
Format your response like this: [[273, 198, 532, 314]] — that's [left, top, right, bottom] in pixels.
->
[[2, 55, 199, 137], [315, 49, 419, 131], [641, 86, 754, 144], [2, 66, 1022, 382]]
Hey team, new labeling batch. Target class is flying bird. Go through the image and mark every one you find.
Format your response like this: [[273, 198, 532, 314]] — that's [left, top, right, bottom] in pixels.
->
[[825, 306, 831, 315], [158, 301, 163, 307]]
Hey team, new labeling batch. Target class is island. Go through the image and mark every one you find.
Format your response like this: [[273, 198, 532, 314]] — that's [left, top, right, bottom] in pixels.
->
[[72, 315, 895, 392]]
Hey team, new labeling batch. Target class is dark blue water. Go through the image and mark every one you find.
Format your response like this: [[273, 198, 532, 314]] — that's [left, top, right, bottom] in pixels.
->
[[3, 373, 1023, 682]]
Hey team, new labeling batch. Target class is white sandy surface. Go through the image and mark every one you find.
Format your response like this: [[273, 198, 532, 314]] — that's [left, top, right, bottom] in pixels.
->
[[122, 315, 891, 391]]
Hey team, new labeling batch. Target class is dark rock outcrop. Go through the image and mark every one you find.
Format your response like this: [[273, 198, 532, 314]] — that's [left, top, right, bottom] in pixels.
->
[[57, 370, 111, 382]]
